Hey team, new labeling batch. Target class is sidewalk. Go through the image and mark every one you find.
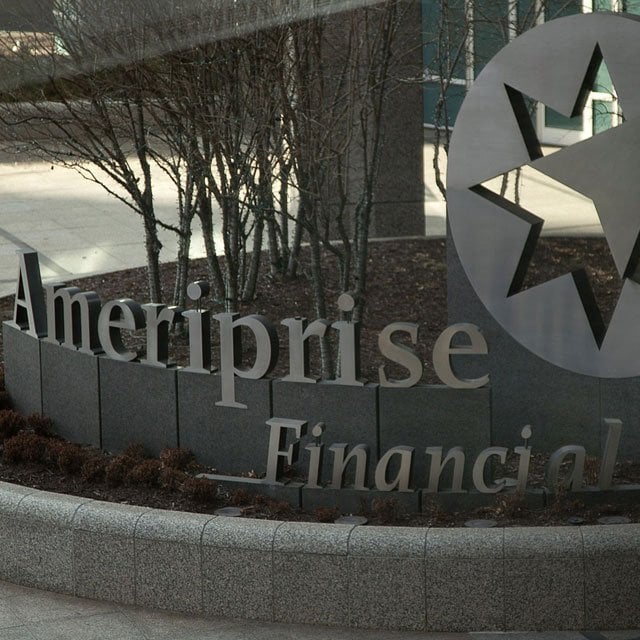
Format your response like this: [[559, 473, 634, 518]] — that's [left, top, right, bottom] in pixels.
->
[[0, 580, 638, 640]]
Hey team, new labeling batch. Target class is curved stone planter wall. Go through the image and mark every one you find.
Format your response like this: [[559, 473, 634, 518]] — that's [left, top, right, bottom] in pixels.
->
[[0, 482, 637, 632]]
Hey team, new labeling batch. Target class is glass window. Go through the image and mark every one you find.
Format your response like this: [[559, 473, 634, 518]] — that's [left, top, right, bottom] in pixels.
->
[[623, 0, 640, 14], [474, 0, 509, 77], [593, 99, 613, 134], [422, 0, 468, 82], [424, 81, 466, 128], [545, 0, 583, 19], [545, 106, 584, 131]]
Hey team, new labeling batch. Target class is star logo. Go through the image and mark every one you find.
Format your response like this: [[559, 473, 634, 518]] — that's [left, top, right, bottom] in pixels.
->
[[447, 12, 640, 378]]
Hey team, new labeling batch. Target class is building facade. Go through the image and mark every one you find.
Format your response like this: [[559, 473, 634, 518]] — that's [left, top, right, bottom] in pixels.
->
[[423, 0, 640, 144]]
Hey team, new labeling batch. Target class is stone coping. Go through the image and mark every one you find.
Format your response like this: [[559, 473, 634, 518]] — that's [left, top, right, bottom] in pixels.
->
[[0, 482, 637, 632]]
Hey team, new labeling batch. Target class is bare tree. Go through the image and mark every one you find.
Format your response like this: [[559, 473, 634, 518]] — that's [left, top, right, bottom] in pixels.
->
[[425, 0, 579, 201], [0, 0, 173, 302], [0, 0, 414, 333]]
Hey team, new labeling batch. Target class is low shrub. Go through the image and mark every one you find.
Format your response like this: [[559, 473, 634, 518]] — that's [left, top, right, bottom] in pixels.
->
[[80, 456, 108, 483], [370, 497, 402, 525], [314, 506, 340, 523], [128, 459, 162, 487], [43, 439, 67, 466], [121, 442, 147, 462], [55, 443, 90, 475], [159, 447, 195, 471], [159, 467, 186, 491], [0, 391, 12, 411], [3, 432, 48, 463], [181, 477, 218, 504], [0, 410, 26, 442], [27, 413, 54, 437], [230, 488, 253, 506], [267, 499, 292, 518], [105, 455, 131, 487]]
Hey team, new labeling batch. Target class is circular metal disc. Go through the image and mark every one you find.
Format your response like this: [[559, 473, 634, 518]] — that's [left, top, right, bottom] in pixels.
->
[[448, 13, 640, 378]]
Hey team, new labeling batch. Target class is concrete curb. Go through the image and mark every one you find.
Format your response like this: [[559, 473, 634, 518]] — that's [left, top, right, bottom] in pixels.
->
[[0, 482, 637, 632]]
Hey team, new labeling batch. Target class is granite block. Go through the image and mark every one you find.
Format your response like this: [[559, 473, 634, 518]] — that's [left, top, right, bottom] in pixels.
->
[[41, 340, 100, 447], [272, 380, 378, 485], [0, 487, 37, 583], [503, 526, 583, 559], [201, 516, 281, 620], [2, 321, 42, 415], [72, 501, 146, 603], [134, 538, 202, 614], [584, 556, 640, 629], [0, 518, 29, 583], [73, 531, 136, 603], [202, 548, 273, 621], [72, 500, 148, 536], [202, 517, 281, 550], [272, 552, 349, 626], [425, 527, 503, 559], [301, 486, 420, 516], [581, 524, 640, 628], [135, 509, 213, 543], [0, 519, 75, 593], [273, 521, 354, 555], [178, 372, 272, 474], [581, 523, 640, 556], [379, 385, 491, 490], [99, 358, 178, 455], [348, 525, 426, 558], [16, 491, 87, 527], [134, 510, 213, 613], [425, 558, 504, 632], [503, 558, 584, 630], [447, 238, 601, 453], [348, 556, 426, 630], [0, 482, 34, 515], [600, 378, 640, 458], [10, 491, 89, 593]]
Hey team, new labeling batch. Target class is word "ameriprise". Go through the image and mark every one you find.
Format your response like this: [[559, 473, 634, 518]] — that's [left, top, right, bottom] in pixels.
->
[[11, 251, 489, 409]]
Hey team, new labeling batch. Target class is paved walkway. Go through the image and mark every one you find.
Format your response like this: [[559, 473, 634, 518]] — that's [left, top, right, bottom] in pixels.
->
[[0, 580, 637, 640]]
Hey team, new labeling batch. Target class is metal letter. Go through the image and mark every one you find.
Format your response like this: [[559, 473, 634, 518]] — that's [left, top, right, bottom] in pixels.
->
[[546, 445, 586, 491], [374, 446, 414, 492], [304, 422, 325, 489], [328, 294, 364, 386], [44, 285, 102, 354], [10, 251, 46, 338], [599, 418, 622, 490], [264, 417, 307, 485], [97, 299, 146, 362], [141, 303, 181, 368], [433, 323, 489, 389], [183, 309, 212, 374], [513, 425, 533, 493], [281, 317, 330, 383], [214, 313, 279, 409], [472, 447, 508, 494], [425, 446, 466, 493], [378, 322, 423, 388], [329, 443, 369, 490]]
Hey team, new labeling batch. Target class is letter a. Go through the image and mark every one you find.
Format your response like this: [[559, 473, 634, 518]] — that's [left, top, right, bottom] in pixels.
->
[[10, 251, 46, 337]]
